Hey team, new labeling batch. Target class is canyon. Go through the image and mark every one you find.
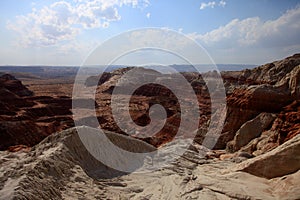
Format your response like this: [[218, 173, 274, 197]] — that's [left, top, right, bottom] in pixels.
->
[[0, 54, 299, 199]]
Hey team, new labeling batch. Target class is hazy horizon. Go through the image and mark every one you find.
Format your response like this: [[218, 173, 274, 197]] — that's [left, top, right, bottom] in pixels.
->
[[0, 63, 258, 74]]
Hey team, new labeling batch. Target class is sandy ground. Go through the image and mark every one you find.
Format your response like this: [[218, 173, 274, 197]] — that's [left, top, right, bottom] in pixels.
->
[[21, 78, 74, 97]]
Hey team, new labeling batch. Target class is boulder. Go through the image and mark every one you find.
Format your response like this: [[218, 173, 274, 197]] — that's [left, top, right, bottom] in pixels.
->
[[227, 112, 276, 152], [236, 134, 300, 179]]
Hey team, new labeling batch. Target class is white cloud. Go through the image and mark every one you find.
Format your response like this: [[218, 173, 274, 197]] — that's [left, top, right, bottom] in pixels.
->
[[187, 6, 300, 64], [7, 2, 78, 47], [126, 28, 196, 51], [7, 0, 150, 47], [219, 0, 226, 7], [200, 1, 216, 10], [83, 28, 213, 66], [200, 1, 226, 10], [190, 6, 300, 48], [146, 12, 151, 19]]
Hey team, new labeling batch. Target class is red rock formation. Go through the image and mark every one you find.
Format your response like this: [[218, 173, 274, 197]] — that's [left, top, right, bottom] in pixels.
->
[[91, 55, 300, 150], [0, 73, 33, 97], [220, 54, 300, 151], [7, 144, 31, 152], [219, 84, 292, 150], [91, 68, 211, 147], [272, 100, 300, 144], [0, 74, 75, 150], [2, 54, 299, 152]]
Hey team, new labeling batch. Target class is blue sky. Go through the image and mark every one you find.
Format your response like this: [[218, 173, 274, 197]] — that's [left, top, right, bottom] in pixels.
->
[[0, 0, 300, 65]]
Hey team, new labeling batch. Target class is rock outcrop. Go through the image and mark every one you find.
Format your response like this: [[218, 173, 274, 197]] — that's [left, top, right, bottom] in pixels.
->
[[217, 54, 300, 150], [0, 74, 33, 97], [222, 53, 300, 87], [0, 126, 156, 199]]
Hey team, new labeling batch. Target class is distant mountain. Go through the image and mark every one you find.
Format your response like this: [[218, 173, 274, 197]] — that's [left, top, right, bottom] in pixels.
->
[[0, 66, 79, 79], [169, 64, 257, 72], [108, 64, 257, 73], [0, 64, 257, 79]]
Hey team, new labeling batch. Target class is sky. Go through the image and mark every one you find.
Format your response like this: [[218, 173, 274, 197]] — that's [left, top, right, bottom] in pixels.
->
[[0, 0, 300, 66]]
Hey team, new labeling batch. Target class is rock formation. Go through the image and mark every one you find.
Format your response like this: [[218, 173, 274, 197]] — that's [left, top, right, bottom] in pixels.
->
[[0, 74, 74, 150], [0, 73, 33, 97], [219, 54, 300, 150]]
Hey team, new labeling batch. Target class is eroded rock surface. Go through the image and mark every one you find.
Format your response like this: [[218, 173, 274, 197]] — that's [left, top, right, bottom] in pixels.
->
[[0, 126, 299, 200], [217, 54, 300, 149]]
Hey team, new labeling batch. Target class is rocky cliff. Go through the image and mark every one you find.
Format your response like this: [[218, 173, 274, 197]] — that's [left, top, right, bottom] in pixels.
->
[[221, 54, 300, 152]]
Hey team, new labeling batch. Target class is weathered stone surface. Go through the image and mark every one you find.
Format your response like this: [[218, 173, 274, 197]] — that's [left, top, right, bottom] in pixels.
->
[[1, 126, 299, 200], [236, 134, 300, 179]]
